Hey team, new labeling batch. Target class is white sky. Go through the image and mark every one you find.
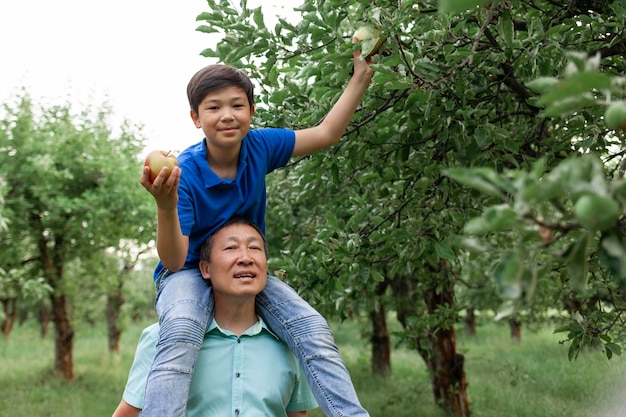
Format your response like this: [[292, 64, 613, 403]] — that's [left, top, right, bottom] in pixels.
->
[[0, 0, 294, 156]]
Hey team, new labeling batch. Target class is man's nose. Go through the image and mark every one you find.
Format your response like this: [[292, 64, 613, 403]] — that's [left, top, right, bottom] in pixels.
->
[[237, 249, 253, 263]]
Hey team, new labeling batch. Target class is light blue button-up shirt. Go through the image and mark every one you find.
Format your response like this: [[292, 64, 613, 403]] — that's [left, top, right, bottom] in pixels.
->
[[123, 318, 317, 416]]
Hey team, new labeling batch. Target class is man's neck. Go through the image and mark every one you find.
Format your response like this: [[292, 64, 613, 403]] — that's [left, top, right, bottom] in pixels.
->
[[213, 297, 258, 336]]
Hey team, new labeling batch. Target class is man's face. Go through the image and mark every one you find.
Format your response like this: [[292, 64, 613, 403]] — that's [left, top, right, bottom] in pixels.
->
[[199, 223, 268, 300]]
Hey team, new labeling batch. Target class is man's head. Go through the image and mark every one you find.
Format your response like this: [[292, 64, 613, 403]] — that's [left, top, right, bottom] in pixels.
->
[[199, 217, 268, 299], [187, 64, 255, 115]]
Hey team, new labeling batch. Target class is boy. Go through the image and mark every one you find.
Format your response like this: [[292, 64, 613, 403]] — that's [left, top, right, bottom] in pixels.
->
[[112, 217, 317, 417], [140, 49, 373, 417]]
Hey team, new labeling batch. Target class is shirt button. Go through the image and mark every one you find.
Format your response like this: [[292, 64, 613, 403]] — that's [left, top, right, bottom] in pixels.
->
[[236, 372, 241, 377], [235, 409, 240, 415]]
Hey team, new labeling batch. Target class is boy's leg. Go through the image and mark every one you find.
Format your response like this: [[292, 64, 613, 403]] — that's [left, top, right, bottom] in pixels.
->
[[255, 275, 370, 417], [141, 268, 213, 417]]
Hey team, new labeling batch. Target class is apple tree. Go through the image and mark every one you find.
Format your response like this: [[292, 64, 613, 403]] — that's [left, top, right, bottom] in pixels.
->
[[193, 0, 625, 415], [0, 93, 154, 379]]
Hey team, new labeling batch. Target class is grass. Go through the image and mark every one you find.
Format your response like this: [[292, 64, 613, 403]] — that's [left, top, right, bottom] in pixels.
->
[[1, 318, 625, 417]]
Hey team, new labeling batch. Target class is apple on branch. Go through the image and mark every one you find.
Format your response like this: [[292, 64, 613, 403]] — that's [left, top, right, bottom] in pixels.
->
[[604, 101, 626, 132], [352, 25, 386, 59], [145, 150, 179, 182]]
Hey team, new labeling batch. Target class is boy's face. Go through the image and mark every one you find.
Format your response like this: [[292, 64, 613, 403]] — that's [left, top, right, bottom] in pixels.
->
[[199, 223, 268, 301], [190, 86, 255, 151]]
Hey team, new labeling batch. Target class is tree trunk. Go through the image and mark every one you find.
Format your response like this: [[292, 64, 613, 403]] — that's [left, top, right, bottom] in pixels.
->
[[464, 308, 476, 336], [1, 298, 17, 338], [390, 269, 470, 417], [39, 235, 74, 380], [106, 281, 125, 352], [509, 318, 522, 342], [420, 275, 470, 417], [370, 303, 391, 377], [50, 292, 74, 380], [39, 305, 51, 338]]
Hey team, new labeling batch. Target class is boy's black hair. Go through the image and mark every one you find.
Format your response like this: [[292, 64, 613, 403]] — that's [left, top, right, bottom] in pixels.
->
[[199, 216, 267, 262], [186, 64, 255, 114]]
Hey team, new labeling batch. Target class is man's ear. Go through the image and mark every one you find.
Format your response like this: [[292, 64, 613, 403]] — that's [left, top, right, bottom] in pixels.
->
[[250, 105, 255, 117], [199, 260, 211, 280], [190, 109, 201, 128]]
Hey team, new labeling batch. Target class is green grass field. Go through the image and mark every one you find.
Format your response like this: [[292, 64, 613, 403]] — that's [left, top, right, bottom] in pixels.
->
[[1, 317, 624, 417]]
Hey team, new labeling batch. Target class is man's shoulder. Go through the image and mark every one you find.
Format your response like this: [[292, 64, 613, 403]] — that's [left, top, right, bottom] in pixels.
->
[[139, 323, 160, 344]]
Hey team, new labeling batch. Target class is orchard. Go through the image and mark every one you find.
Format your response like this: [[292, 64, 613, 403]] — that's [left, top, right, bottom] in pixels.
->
[[1, 1, 625, 416], [195, 0, 626, 415]]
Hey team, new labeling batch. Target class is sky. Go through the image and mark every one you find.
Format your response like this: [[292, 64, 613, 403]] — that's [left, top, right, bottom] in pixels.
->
[[0, 0, 292, 156]]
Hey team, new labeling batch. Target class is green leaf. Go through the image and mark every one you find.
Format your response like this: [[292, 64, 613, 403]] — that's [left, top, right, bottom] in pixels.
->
[[525, 77, 560, 94], [493, 251, 524, 299], [565, 231, 590, 293], [435, 242, 456, 260], [542, 95, 597, 117], [605, 343, 622, 359], [253, 8, 266, 30], [598, 231, 626, 286], [538, 71, 612, 105], [195, 24, 220, 34], [497, 10, 514, 48], [463, 204, 518, 234], [438, 0, 486, 14], [443, 167, 505, 197]]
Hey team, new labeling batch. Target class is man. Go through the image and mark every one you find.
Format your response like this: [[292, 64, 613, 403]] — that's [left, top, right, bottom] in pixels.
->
[[112, 217, 318, 417]]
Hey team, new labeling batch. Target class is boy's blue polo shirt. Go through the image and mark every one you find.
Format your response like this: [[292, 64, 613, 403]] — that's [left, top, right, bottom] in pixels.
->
[[122, 319, 318, 416], [153, 128, 295, 280]]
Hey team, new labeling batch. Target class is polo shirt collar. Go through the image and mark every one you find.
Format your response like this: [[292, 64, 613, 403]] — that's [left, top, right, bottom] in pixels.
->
[[198, 137, 249, 188]]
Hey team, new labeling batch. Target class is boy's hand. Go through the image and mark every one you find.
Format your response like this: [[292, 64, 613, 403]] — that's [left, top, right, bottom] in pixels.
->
[[140, 165, 181, 210], [352, 49, 375, 83]]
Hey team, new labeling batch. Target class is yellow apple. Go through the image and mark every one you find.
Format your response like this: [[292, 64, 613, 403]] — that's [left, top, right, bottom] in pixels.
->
[[352, 25, 386, 59], [145, 150, 178, 182]]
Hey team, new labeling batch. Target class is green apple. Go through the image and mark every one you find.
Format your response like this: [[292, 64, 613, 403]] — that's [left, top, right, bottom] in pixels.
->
[[604, 101, 626, 132], [573, 194, 620, 231], [145, 150, 178, 182]]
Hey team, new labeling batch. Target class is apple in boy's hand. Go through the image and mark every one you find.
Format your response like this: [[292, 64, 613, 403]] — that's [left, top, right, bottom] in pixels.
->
[[352, 25, 386, 59], [145, 150, 178, 182]]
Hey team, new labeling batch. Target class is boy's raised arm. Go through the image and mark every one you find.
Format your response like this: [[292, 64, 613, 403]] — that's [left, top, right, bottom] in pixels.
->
[[140, 164, 189, 272], [292, 49, 374, 157]]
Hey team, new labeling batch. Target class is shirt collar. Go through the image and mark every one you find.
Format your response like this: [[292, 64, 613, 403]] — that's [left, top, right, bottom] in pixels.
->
[[198, 137, 249, 188], [208, 315, 279, 340]]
